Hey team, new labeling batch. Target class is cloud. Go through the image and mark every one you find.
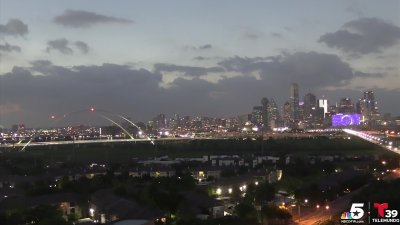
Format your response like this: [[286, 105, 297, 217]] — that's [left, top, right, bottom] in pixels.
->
[[0, 19, 29, 37], [199, 44, 212, 50], [271, 33, 283, 38], [74, 41, 89, 54], [0, 62, 162, 126], [319, 17, 400, 54], [54, 10, 133, 28], [46, 38, 73, 54], [218, 52, 380, 87], [0, 42, 21, 53], [184, 44, 213, 51], [154, 63, 224, 77], [1, 52, 398, 127], [344, 0, 365, 17], [46, 38, 89, 55], [193, 56, 208, 61]]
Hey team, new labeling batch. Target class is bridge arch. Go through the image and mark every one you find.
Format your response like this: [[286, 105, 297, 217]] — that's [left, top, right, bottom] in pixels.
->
[[20, 108, 154, 152]]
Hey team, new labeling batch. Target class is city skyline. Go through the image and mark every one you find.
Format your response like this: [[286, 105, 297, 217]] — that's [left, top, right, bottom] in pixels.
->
[[1, 0, 400, 127], [0, 87, 391, 129]]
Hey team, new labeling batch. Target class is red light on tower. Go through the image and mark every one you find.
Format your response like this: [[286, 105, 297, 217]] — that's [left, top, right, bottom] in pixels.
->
[[50, 115, 56, 119], [90, 107, 95, 112]]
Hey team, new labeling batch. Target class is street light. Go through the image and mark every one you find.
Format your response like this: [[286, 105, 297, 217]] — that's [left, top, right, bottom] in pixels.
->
[[89, 208, 95, 217], [297, 199, 309, 222], [325, 205, 330, 210]]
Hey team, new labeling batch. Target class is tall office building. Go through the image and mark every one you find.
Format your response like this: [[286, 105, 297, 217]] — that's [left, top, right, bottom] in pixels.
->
[[252, 106, 263, 125], [362, 91, 377, 114], [289, 83, 299, 121], [338, 98, 355, 114], [169, 113, 181, 130], [282, 101, 291, 127], [268, 98, 279, 120], [261, 97, 269, 130], [318, 99, 328, 118], [268, 98, 280, 129], [304, 93, 317, 120], [359, 90, 379, 126], [154, 114, 167, 129]]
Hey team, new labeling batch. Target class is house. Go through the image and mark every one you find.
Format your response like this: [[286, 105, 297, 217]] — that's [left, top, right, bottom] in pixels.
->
[[192, 167, 222, 181], [267, 170, 283, 183], [128, 166, 175, 178], [181, 192, 224, 220], [211, 157, 244, 167], [90, 189, 161, 224]]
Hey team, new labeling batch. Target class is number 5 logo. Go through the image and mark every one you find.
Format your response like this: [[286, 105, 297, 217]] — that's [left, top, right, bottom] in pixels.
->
[[350, 203, 364, 219]]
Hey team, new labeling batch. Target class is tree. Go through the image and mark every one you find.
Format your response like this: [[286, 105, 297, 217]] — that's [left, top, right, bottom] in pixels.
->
[[234, 203, 258, 223], [262, 205, 292, 221], [1, 205, 72, 225]]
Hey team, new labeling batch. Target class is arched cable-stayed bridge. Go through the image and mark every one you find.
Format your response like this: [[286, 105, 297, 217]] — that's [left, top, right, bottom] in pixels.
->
[[4, 108, 160, 151]]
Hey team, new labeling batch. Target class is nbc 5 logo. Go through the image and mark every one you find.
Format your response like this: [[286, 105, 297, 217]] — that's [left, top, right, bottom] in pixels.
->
[[349, 203, 365, 219]]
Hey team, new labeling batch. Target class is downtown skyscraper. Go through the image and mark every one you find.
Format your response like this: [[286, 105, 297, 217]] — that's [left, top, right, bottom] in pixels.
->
[[289, 83, 300, 122]]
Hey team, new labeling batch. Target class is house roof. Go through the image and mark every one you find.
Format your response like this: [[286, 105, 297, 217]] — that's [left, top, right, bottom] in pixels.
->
[[91, 189, 160, 220]]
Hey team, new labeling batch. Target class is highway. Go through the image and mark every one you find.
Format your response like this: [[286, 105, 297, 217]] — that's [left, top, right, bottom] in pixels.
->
[[292, 129, 399, 225], [343, 129, 399, 155], [292, 185, 366, 225], [0, 132, 349, 150]]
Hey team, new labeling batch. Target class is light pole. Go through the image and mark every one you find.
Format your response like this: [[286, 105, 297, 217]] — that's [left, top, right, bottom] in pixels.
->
[[325, 205, 331, 220], [298, 199, 308, 222]]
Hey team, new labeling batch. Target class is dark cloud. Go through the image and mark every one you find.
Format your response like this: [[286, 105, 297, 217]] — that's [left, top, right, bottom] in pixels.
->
[[217, 56, 279, 73], [46, 39, 89, 55], [193, 56, 208, 61], [74, 41, 89, 54], [184, 44, 213, 51], [154, 63, 224, 77], [1, 52, 399, 127], [199, 44, 212, 50], [218, 52, 385, 89], [0, 62, 162, 126], [319, 18, 400, 54], [54, 10, 133, 28], [271, 33, 283, 38], [0, 42, 21, 53], [46, 38, 73, 54], [0, 19, 28, 37], [353, 71, 384, 79]]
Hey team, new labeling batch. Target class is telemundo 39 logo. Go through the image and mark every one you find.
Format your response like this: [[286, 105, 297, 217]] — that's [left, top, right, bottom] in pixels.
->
[[371, 203, 399, 223]]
